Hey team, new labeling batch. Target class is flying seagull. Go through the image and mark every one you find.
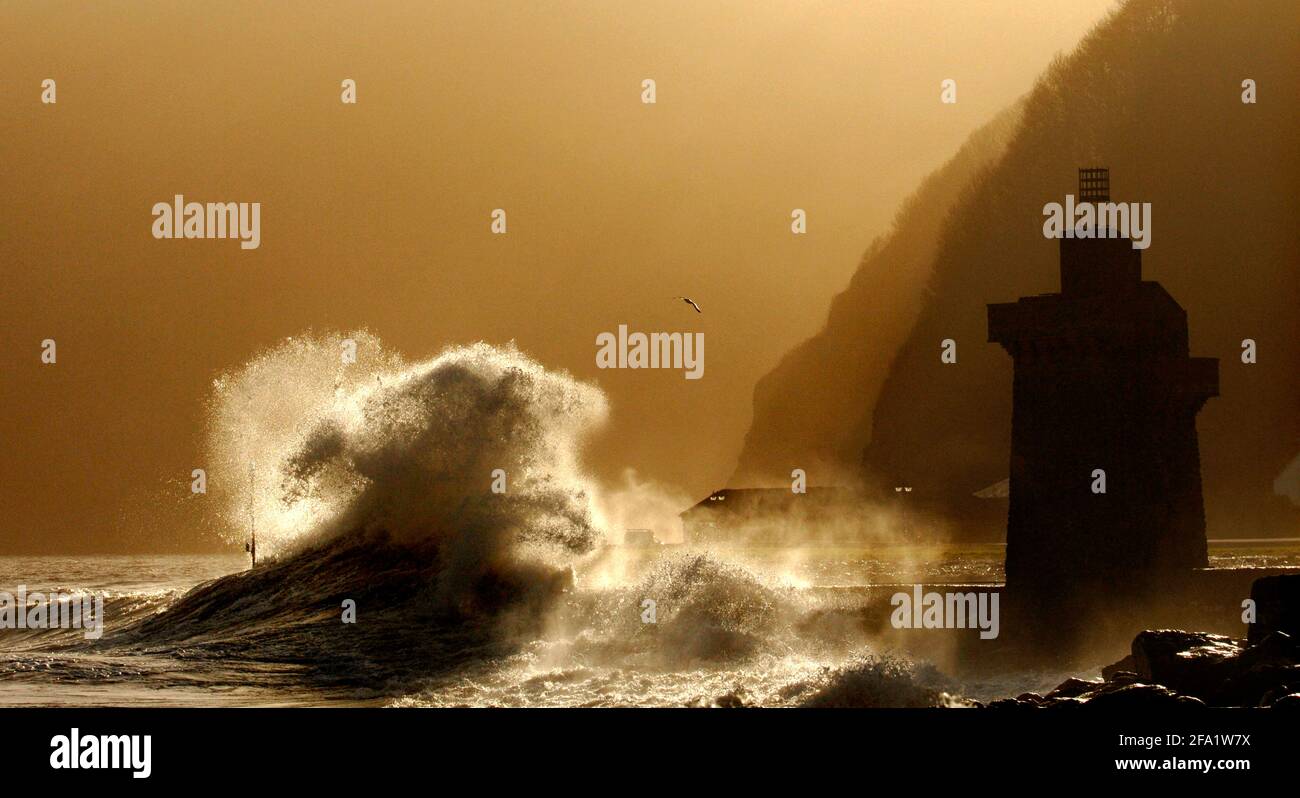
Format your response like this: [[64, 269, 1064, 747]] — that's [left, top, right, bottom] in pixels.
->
[[674, 296, 703, 313]]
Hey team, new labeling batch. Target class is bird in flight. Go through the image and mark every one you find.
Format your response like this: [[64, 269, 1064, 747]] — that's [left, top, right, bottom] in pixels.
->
[[674, 296, 702, 313]]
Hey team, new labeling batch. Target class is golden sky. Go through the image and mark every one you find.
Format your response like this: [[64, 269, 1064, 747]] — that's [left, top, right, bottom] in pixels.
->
[[0, 1, 1117, 552]]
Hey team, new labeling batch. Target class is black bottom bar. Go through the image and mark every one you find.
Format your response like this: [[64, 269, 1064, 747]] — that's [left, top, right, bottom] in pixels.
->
[[8, 707, 1289, 785]]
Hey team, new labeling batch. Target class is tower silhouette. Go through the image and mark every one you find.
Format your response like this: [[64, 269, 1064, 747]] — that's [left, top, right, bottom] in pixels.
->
[[988, 169, 1217, 630]]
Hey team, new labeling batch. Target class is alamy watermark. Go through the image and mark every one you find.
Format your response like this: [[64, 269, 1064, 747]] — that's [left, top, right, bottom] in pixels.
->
[[596, 325, 704, 380], [890, 585, 999, 640], [151, 195, 261, 250], [50, 728, 151, 779], [0, 586, 104, 640], [1042, 194, 1151, 250]]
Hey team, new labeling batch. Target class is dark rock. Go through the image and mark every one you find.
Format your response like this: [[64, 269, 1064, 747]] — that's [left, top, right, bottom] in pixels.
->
[[1092, 676, 1148, 697], [1218, 664, 1300, 707], [1248, 575, 1300, 646], [1266, 693, 1300, 709], [986, 698, 1035, 709], [1106, 670, 1139, 686], [981, 626, 1300, 709], [713, 692, 746, 708], [1131, 630, 1242, 700], [1259, 686, 1300, 707], [984, 625, 1300, 709], [1047, 677, 1104, 699], [1234, 631, 1299, 671], [1102, 655, 1137, 681], [1043, 696, 1087, 709], [1084, 683, 1205, 708]]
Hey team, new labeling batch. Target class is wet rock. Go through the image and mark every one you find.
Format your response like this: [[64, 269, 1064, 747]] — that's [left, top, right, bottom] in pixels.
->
[[1042, 696, 1087, 708], [986, 697, 1038, 710], [1096, 626, 1299, 706], [1105, 670, 1139, 687], [987, 615, 1300, 708], [1248, 575, 1300, 646], [1084, 683, 1204, 708], [713, 691, 746, 708], [1046, 677, 1103, 699], [1234, 631, 1299, 671], [1102, 655, 1136, 681], [1090, 676, 1151, 699], [1131, 630, 1242, 700], [1219, 664, 1300, 707]]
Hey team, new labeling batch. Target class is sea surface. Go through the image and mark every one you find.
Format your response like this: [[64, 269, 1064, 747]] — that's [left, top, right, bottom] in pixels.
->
[[2, 540, 1296, 708]]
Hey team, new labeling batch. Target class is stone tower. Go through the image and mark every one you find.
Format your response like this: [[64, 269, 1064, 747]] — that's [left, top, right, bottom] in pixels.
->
[[988, 169, 1218, 621]]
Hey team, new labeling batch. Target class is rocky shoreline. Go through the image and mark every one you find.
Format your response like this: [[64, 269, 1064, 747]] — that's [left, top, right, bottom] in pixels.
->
[[988, 575, 1300, 709]]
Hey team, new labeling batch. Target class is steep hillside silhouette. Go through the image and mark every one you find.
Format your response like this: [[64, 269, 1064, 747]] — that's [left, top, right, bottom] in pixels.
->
[[735, 0, 1300, 539], [731, 105, 1024, 487]]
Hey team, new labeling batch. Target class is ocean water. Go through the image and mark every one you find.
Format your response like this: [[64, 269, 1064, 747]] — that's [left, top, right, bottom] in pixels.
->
[[6, 339, 1289, 707], [1, 541, 1294, 708]]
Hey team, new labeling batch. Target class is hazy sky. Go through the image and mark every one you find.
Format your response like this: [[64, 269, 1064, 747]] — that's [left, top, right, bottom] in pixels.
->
[[0, 1, 1118, 553]]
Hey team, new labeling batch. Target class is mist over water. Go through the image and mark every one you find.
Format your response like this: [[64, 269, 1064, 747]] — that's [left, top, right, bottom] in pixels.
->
[[4, 334, 1296, 707], [0, 334, 1006, 706]]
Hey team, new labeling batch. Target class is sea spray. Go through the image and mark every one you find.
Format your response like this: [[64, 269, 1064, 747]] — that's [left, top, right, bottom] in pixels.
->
[[134, 333, 978, 704], [558, 553, 802, 667], [789, 653, 974, 708], [633, 554, 785, 660], [204, 333, 609, 612], [205, 330, 405, 554]]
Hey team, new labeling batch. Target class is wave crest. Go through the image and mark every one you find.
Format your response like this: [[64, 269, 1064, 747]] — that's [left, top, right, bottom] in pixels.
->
[[205, 334, 608, 610]]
